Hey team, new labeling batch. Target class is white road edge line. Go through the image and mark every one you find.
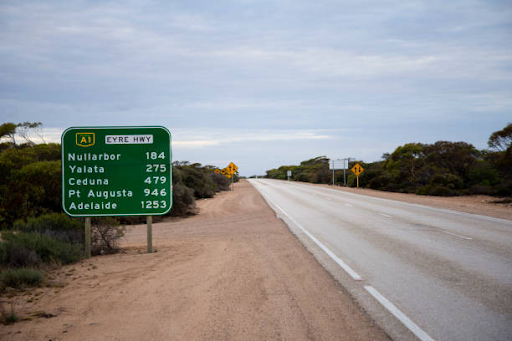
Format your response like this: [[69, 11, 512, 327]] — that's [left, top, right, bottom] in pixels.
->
[[259, 191, 363, 281], [440, 230, 473, 240], [365, 286, 436, 341]]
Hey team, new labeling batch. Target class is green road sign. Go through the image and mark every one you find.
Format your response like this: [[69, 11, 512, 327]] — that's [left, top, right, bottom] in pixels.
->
[[62, 126, 172, 217]]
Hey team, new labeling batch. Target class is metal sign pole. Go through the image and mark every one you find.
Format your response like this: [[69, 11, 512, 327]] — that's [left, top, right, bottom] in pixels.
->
[[147, 215, 153, 253], [85, 217, 91, 259]]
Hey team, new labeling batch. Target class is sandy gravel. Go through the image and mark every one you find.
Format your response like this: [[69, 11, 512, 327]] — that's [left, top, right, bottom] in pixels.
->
[[1, 180, 390, 341]]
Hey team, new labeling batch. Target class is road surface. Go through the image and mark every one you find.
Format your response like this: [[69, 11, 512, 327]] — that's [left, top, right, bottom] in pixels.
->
[[249, 179, 512, 341]]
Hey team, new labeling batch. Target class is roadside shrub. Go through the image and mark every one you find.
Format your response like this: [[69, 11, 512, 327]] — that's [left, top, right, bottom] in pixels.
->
[[495, 187, 512, 197], [368, 174, 392, 190], [0, 231, 81, 265], [210, 173, 231, 192], [1, 312, 19, 324], [416, 185, 456, 196], [466, 185, 493, 195], [171, 167, 196, 216], [0, 268, 44, 288], [91, 217, 126, 255], [14, 213, 83, 244], [0, 242, 41, 268]]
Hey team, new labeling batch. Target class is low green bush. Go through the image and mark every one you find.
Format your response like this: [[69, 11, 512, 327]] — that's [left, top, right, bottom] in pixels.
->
[[0, 268, 44, 288], [210, 173, 231, 192], [13, 212, 83, 244], [1, 231, 82, 266], [91, 217, 126, 255], [0, 242, 41, 267]]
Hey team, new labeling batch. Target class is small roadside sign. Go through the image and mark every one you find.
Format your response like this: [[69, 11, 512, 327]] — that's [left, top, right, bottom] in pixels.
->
[[351, 163, 364, 176], [228, 162, 238, 174], [220, 168, 232, 178], [219, 162, 238, 190]]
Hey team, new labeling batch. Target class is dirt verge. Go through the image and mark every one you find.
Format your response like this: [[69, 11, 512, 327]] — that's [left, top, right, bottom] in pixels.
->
[[1, 180, 390, 341]]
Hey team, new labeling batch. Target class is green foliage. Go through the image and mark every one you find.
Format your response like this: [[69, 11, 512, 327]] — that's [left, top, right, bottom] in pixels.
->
[[0, 141, 62, 227], [178, 162, 216, 198], [488, 123, 512, 151], [14, 213, 83, 244], [0, 122, 17, 145], [210, 172, 231, 192], [0, 241, 41, 268], [170, 166, 197, 216], [2, 312, 19, 324], [0, 268, 44, 289], [0, 231, 82, 266]]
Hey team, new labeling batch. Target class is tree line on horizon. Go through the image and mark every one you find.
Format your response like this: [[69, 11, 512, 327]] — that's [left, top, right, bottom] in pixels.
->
[[265, 123, 512, 197]]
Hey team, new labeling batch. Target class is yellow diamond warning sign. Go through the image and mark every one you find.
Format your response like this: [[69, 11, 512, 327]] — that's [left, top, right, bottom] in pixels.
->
[[351, 163, 364, 176]]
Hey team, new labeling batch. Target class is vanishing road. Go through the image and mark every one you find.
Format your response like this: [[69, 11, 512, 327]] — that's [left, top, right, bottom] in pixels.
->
[[249, 179, 512, 341]]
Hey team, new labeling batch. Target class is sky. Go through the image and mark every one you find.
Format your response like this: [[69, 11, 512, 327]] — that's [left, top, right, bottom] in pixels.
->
[[1, 0, 511, 176]]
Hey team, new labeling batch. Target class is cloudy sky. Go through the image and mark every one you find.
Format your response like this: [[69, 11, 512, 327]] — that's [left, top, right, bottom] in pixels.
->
[[1, 0, 511, 175]]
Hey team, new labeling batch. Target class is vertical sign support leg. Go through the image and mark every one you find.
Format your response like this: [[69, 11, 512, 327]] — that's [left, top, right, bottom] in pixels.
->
[[85, 217, 91, 259], [147, 215, 153, 253], [357, 175, 359, 188]]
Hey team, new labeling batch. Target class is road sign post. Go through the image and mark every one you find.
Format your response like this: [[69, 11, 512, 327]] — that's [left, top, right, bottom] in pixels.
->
[[350, 163, 364, 188], [147, 215, 153, 253], [62, 126, 172, 255], [85, 217, 91, 259]]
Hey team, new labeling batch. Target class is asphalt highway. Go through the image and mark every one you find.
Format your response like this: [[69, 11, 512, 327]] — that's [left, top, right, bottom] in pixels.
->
[[249, 179, 512, 341]]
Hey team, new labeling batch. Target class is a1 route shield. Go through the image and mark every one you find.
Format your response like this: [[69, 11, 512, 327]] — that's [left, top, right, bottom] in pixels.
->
[[62, 126, 172, 217]]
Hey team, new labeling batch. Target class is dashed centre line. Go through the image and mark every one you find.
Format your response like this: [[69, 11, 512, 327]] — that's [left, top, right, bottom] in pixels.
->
[[439, 230, 473, 240], [378, 213, 392, 218]]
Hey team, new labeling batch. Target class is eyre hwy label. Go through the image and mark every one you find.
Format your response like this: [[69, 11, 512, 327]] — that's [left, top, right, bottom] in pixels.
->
[[62, 126, 172, 217]]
